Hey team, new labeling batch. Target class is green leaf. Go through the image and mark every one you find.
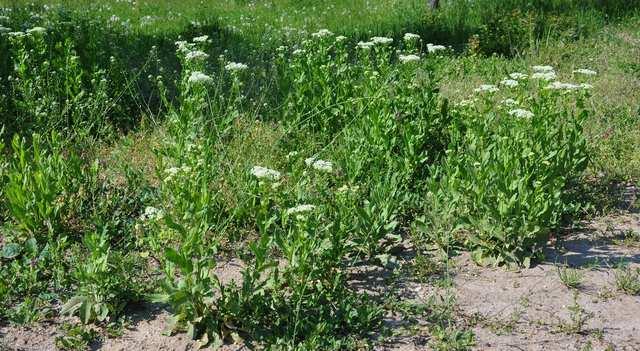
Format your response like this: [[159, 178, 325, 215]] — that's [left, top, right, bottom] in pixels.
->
[[24, 238, 38, 255], [164, 247, 192, 273], [61, 296, 86, 317], [1, 243, 22, 259]]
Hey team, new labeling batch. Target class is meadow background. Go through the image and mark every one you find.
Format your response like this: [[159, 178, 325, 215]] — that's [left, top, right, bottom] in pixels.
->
[[0, 0, 639, 349]]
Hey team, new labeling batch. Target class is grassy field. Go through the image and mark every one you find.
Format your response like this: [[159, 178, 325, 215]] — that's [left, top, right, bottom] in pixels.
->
[[0, 0, 639, 350]]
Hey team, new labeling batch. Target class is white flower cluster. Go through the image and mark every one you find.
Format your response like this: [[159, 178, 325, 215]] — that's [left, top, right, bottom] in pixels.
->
[[403, 33, 420, 41], [305, 157, 333, 172], [532, 65, 554, 73], [458, 98, 477, 107], [312, 29, 333, 38], [140, 15, 156, 25], [175, 40, 195, 54], [399, 54, 420, 63], [140, 206, 164, 221], [532, 71, 557, 81], [337, 184, 359, 193], [545, 82, 593, 91], [185, 50, 209, 62], [357, 41, 374, 50], [474, 84, 499, 93], [531, 65, 557, 81], [500, 78, 519, 88], [225, 62, 249, 72], [509, 72, 528, 80], [286, 204, 316, 215], [188, 71, 213, 84], [573, 68, 597, 76], [508, 109, 534, 118], [426, 43, 446, 53], [250, 166, 281, 181], [371, 36, 393, 45], [501, 98, 519, 106], [164, 165, 192, 182], [26, 26, 46, 34], [193, 35, 209, 43]]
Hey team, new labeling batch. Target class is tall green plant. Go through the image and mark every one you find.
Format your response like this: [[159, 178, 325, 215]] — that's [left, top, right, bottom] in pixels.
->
[[2, 132, 85, 238]]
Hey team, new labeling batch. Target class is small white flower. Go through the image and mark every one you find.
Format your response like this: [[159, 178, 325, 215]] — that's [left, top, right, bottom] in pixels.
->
[[426, 43, 446, 53], [403, 33, 420, 41], [458, 99, 476, 107], [335, 35, 347, 42], [545, 81, 580, 90], [165, 167, 180, 176], [371, 36, 393, 45], [399, 54, 421, 63], [26, 26, 46, 34], [140, 15, 155, 25], [287, 151, 299, 159], [305, 157, 333, 172], [225, 62, 248, 72], [532, 65, 554, 73], [286, 204, 316, 215], [573, 68, 597, 76], [163, 167, 183, 182], [141, 206, 164, 221], [0, 26, 10, 33], [500, 78, 519, 88], [337, 184, 359, 193], [474, 84, 499, 93], [292, 49, 306, 55], [509, 72, 528, 80], [250, 166, 281, 181], [501, 98, 519, 106], [531, 71, 557, 81], [188, 71, 213, 84], [312, 29, 333, 38], [580, 83, 594, 89], [7, 31, 24, 37], [312, 160, 333, 172], [193, 35, 209, 42], [175, 40, 193, 53], [185, 50, 209, 62], [357, 41, 374, 50], [508, 109, 534, 118]]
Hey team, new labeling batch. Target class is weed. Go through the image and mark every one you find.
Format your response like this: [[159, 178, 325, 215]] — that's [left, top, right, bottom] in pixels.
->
[[615, 229, 640, 247], [61, 229, 146, 324], [429, 324, 476, 351], [557, 264, 585, 289], [557, 291, 593, 335], [613, 263, 640, 295], [55, 323, 99, 351]]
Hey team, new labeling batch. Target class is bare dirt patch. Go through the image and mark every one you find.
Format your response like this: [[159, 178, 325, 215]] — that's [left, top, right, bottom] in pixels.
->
[[455, 213, 640, 351], [2, 216, 639, 351]]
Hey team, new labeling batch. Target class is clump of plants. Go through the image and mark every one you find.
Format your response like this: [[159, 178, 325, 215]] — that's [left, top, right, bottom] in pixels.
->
[[61, 229, 147, 324], [421, 68, 591, 267]]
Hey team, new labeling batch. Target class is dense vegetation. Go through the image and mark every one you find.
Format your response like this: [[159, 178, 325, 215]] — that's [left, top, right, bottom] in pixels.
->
[[0, 0, 638, 349]]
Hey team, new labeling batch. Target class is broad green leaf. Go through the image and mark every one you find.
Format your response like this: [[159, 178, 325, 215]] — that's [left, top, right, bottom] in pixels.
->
[[1, 243, 22, 259]]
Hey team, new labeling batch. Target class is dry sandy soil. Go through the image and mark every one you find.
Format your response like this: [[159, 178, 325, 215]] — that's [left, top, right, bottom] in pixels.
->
[[2, 211, 639, 351]]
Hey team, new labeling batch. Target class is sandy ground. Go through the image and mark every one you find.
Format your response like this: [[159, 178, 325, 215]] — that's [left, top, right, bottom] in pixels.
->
[[2, 213, 639, 351]]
